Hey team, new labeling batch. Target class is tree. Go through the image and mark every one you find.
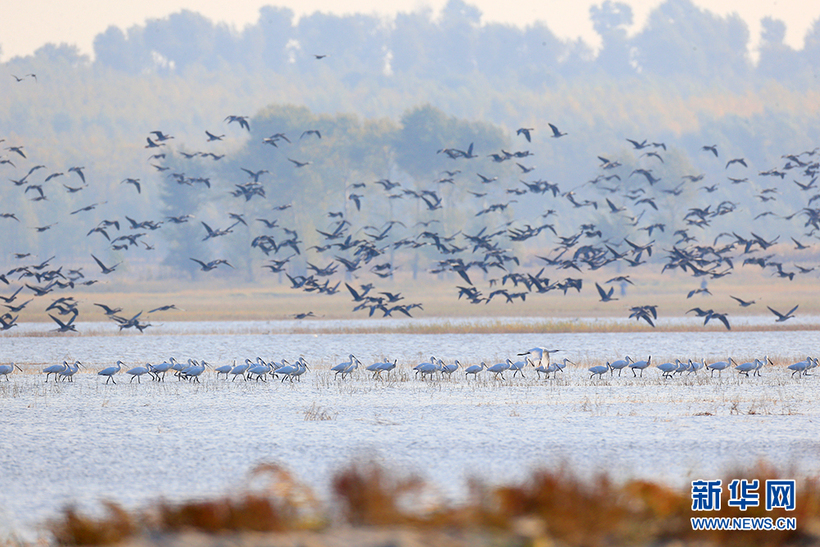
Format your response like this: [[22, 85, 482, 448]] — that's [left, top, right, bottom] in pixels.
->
[[631, 0, 751, 84], [590, 1, 635, 76], [93, 26, 144, 73], [757, 18, 800, 82], [242, 6, 294, 71]]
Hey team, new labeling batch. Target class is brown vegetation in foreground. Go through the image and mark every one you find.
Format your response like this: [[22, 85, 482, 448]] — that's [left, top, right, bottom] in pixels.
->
[[47, 460, 820, 547]]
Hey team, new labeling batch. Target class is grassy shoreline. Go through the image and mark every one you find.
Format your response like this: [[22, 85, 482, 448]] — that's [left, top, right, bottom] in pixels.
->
[[3, 316, 820, 337]]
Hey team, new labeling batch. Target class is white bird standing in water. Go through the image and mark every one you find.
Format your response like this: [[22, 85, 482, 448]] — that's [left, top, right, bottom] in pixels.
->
[[183, 359, 208, 382], [589, 363, 610, 379], [230, 359, 252, 381], [0, 363, 22, 380], [214, 360, 234, 379], [440, 359, 460, 378], [656, 359, 679, 379], [464, 362, 486, 378], [98, 360, 124, 384], [42, 362, 67, 382], [788, 357, 813, 377], [486, 359, 513, 379], [629, 356, 652, 377], [126, 363, 151, 383], [333, 354, 360, 378], [149, 359, 173, 381], [734, 359, 757, 377], [508, 357, 531, 378], [706, 358, 734, 377], [609, 356, 630, 376], [413, 356, 438, 379], [57, 361, 83, 382]]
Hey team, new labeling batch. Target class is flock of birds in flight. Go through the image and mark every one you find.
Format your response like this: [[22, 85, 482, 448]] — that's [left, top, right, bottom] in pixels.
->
[[2, 69, 819, 333]]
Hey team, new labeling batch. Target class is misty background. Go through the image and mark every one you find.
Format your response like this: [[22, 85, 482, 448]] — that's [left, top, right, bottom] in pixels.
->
[[0, 0, 818, 301]]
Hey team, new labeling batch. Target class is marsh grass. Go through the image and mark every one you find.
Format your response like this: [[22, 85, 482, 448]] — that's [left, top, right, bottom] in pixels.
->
[[303, 402, 336, 421], [48, 502, 136, 546], [7, 317, 820, 337], [47, 459, 820, 547]]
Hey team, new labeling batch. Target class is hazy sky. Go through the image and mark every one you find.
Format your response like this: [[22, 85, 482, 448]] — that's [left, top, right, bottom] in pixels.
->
[[2, 0, 818, 61]]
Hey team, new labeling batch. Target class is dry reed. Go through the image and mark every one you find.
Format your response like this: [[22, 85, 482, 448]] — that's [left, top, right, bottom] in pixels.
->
[[46, 459, 820, 547]]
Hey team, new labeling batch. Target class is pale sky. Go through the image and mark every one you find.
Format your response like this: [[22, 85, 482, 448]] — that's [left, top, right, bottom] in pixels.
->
[[1, 0, 818, 62]]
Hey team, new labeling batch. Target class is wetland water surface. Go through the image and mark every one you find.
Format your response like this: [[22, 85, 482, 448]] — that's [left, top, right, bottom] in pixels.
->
[[1, 319, 819, 539]]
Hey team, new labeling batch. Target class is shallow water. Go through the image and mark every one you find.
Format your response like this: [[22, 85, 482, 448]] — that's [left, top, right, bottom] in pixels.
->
[[1, 320, 819, 540]]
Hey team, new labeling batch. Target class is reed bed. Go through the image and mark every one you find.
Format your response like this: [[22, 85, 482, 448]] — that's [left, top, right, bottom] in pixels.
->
[[45, 459, 820, 547], [4, 317, 820, 338]]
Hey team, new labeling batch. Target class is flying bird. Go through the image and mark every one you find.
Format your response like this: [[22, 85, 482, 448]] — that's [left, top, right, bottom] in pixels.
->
[[68, 166, 86, 183], [91, 254, 121, 275], [768, 305, 798, 322], [121, 178, 141, 193], [516, 127, 534, 142], [595, 282, 617, 302], [730, 296, 756, 307], [225, 115, 250, 131], [547, 123, 566, 138]]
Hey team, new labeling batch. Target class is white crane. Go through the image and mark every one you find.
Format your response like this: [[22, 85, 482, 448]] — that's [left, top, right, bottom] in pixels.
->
[[171, 357, 188, 380], [413, 356, 438, 379], [332, 354, 360, 378], [339, 357, 359, 379], [464, 362, 486, 378], [589, 363, 610, 379], [508, 357, 531, 378], [440, 359, 460, 378], [706, 358, 734, 377], [674, 359, 690, 374], [753, 356, 772, 376], [230, 358, 253, 381], [366, 360, 384, 376], [536, 357, 573, 379], [0, 363, 22, 380], [289, 357, 310, 381], [149, 359, 173, 381], [214, 360, 234, 379], [126, 363, 151, 383], [486, 359, 513, 379], [42, 361, 67, 382], [183, 359, 208, 382], [609, 356, 630, 376], [58, 360, 82, 382], [788, 357, 813, 377], [247, 358, 272, 381], [656, 359, 679, 379], [734, 359, 757, 377], [374, 358, 397, 378], [98, 360, 124, 384], [629, 356, 652, 377], [275, 359, 298, 382]]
